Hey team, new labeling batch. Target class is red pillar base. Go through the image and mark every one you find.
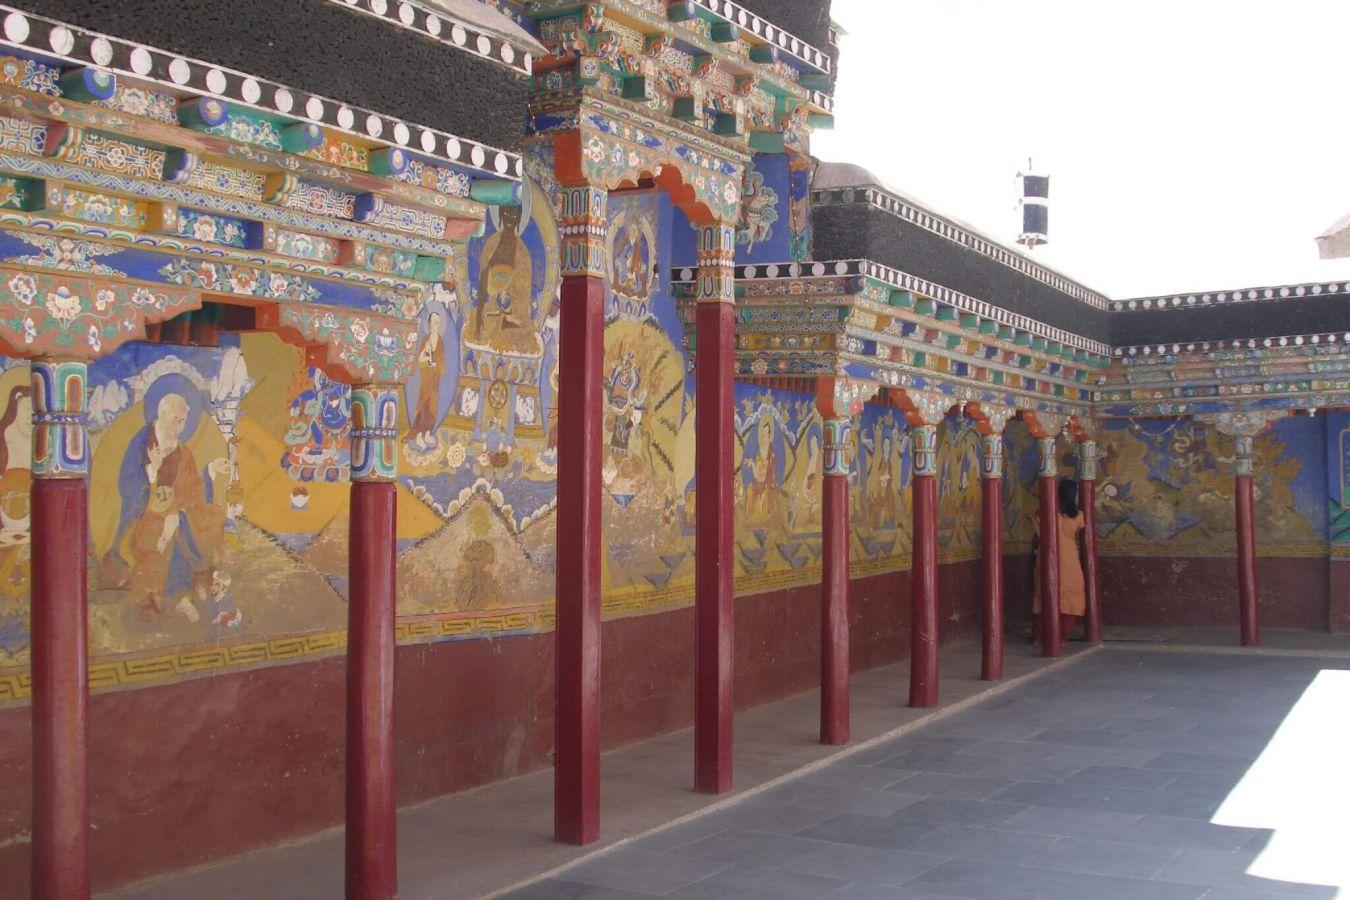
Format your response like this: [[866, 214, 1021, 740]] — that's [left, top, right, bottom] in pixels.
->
[[821, 473, 849, 744], [347, 481, 397, 900], [31, 478, 90, 900], [695, 300, 735, 794], [910, 474, 939, 708], [555, 273, 604, 844], [1038, 476, 1061, 658], [980, 477, 1003, 681]]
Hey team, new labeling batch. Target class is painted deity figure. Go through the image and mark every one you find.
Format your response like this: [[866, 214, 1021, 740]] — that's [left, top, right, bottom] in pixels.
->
[[282, 369, 349, 482], [407, 309, 446, 448], [745, 416, 781, 523], [606, 349, 647, 455], [470, 205, 538, 356], [611, 217, 653, 301], [110, 390, 228, 619], [0, 384, 31, 609]]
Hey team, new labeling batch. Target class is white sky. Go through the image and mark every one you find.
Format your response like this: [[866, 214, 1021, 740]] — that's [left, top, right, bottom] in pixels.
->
[[812, 0, 1350, 299]]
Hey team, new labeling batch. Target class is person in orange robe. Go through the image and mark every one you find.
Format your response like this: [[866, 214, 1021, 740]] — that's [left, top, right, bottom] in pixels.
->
[[1033, 477, 1087, 641]]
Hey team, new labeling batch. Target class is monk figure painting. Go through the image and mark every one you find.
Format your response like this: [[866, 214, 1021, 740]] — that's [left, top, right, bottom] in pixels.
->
[[103, 376, 230, 623]]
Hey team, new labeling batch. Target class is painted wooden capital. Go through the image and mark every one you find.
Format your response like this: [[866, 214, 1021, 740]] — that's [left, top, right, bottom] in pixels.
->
[[980, 433, 1004, 480], [1200, 409, 1284, 439], [967, 401, 1014, 437], [694, 222, 735, 304], [0, 266, 200, 359], [350, 384, 399, 482], [1078, 440, 1099, 481], [822, 417, 852, 477], [1036, 435, 1058, 478], [260, 303, 417, 385], [815, 376, 877, 420], [910, 423, 938, 477], [895, 388, 949, 428], [560, 185, 608, 278], [1022, 409, 1068, 441], [31, 357, 87, 479], [1234, 435, 1255, 477]]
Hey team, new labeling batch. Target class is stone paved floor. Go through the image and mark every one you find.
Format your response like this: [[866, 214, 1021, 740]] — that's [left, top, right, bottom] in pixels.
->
[[509, 650, 1350, 899]]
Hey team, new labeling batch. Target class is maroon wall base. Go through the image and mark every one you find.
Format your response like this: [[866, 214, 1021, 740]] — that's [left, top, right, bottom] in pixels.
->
[[0, 559, 1000, 894], [1099, 556, 1329, 630], [1330, 559, 1350, 634]]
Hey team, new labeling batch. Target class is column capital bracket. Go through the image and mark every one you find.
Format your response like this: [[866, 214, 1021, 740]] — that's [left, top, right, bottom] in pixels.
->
[[893, 388, 950, 428], [816, 376, 878, 420], [966, 401, 1015, 437], [1197, 408, 1287, 439]]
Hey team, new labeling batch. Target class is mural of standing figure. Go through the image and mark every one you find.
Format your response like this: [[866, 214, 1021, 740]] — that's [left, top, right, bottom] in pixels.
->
[[108, 381, 228, 621]]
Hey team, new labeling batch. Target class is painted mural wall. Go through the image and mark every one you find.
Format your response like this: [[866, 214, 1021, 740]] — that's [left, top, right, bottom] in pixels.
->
[[0, 167, 1040, 701], [1092, 416, 1329, 558]]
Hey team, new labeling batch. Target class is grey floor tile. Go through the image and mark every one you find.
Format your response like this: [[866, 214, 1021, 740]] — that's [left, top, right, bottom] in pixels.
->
[[1156, 849, 1332, 893], [795, 813, 933, 850], [900, 859, 1076, 899], [889, 797, 1026, 828], [1046, 745, 1161, 769], [885, 771, 1017, 800], [991, 806, 1142, 838], [1145, 751, 1254, 776], [1039, 874, 1205, 899], [1029, 727, 1133, 748], [796, 765, 914, 790], [1064, 765, 1180, 790], [565, 847, 732, 894], [780, 842, 946, 884], [952, 739, 1055, 762], [667, 864, 847, 899], [1025, 835, 1181, 879], [672, 829, 833, 869], [784, 785, 925, 818], [633, 819, 727, 852], [1114, 814, 1262, 852], [718, 800, 837, 836], [903, 825, 1061, 864], [505, 878, 661, 899], [968, 756, 1085, 783], [874, 751, 988, 775]]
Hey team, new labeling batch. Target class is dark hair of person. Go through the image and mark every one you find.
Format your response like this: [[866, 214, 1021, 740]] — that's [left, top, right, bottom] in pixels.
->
[[1058, 476, 1079, 518]]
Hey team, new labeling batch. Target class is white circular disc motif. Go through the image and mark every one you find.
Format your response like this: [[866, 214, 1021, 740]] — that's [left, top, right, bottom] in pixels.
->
[[274, 88, 294, 112], [398, 3, 415, 24], [420, 130, 437, 152], [451, 24, 467, 45], [394, 122, 410, 145], [241, 77, 261, 103], [130, 46, 154, 75], [305, 97, 324, 120], [337, 106, 354, 129], [446, 137, 461, 159], [90, 37, 113, 65], [494, 152, 509, 174], [476, 35, 491, 54], [206, 68, 227, 94], [426, 15, 442, 36], [3, 13, 29, 44], [471, 145, 486, 167], [168, 58, 191, 85], [48, 26, 74, 55], [366, 115, 383, 137]]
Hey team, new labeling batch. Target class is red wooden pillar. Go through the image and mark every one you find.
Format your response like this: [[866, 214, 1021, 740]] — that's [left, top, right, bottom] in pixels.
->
[[1036, 435, 1062, 658], [694, 222, 736, 793], [815, 378, 870, 745], [1235, 436, 1259, 647], [899, 390, 948, 708], [30, 358, 90, 899], [970, 404, 1012, 681], [820, 421, 850, 745], [1078, 440, 1103, 644], [346, 386, 400, 900], [555, 186, 607, 843]]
